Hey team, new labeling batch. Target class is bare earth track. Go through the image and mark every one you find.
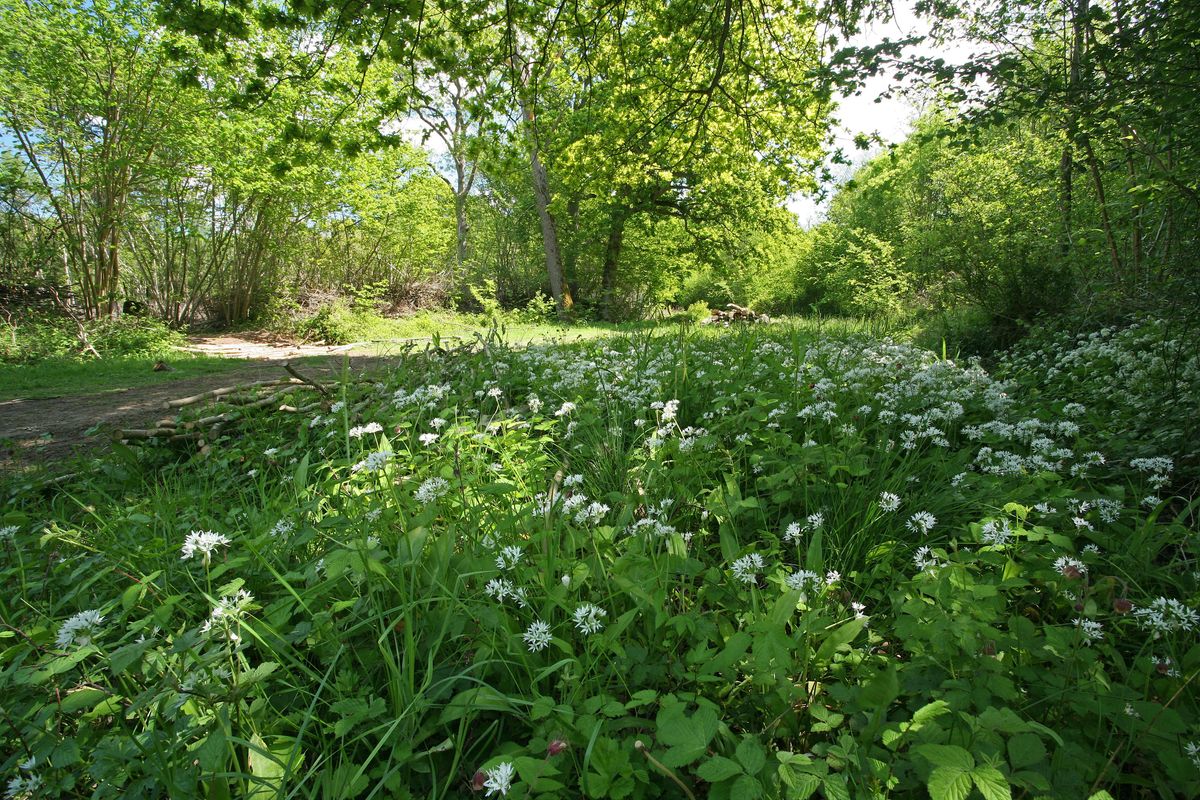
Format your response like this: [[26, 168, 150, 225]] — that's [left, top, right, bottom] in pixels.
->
[[0, 335, 387, 471]]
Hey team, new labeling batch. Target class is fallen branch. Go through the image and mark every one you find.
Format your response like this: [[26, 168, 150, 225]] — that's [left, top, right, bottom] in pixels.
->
[[284, 362, 332, 397], [164, 379, 300, 409]]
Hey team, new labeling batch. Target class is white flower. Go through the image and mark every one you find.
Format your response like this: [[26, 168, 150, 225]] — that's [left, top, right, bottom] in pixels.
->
[[527, 394, 543, 413], [878, 492, 901, 513], [805, 512, 824, 531], [906, 512, 936, 536], [661, 399, 680, 422], [731, 553, 765, 584], [1132, 597, 1199, 635], [352, 451, 391, 473], [784, 569, 823, 600], [825, 570, 840, 585], [5, 774, 42, 799], [263, 447, 278, 457], [1073, 618, 1103, 644], [419, 432, 439, 446], [415, 477, 450, 504], [1053, 555, 1086, 579], [348, 422, 383, 438], [912, 545, 944, 573], [483, 762, 515, 796], [429, 417, 448, 429], [851, 601, 867, 619], [980, 519, 1012, 547], [201, 590, 254, 639], [523, 620, 552, 652], [554, 401, 576, 417], [573, 502, 610, 526], [572, 603, 607, 635], [487, 387, 504, 399], [181, 530, 231, 565], [269, 519, 295, 538], [329, 401, 345, 413], [56, 609, 105, 650], [782, 521, 803, 544], [563, 473, 584, 488], [495, 545, 523, 570]]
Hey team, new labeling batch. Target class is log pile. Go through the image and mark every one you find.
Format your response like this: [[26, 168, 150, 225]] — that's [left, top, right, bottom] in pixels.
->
[[114, 366, 332, 449], [705, 303, 771, 324]]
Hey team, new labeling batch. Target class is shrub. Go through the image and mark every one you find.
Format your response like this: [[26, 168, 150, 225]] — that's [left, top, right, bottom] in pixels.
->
[[800, 224, 914, 317]]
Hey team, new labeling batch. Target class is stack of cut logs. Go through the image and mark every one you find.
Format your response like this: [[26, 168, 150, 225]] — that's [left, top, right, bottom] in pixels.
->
[[115, 364, 332, 448], [704, 303, 771, 324]]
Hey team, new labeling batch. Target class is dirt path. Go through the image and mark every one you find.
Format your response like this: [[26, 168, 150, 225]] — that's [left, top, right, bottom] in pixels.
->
[[0, 335, 388, 471]]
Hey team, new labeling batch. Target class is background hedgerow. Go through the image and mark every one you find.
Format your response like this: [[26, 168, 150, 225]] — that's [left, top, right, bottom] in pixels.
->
[[1, 320, 1197, 799]]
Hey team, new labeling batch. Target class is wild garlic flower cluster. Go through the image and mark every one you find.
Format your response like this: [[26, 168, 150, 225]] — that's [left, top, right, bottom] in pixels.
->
[[181, 530, 231, 566]]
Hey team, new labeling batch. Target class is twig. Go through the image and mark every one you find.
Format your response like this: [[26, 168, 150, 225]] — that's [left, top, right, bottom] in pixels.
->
[[284, 362, 332, 397]]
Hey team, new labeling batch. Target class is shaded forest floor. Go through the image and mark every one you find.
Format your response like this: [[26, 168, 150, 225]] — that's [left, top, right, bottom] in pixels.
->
[[0, 335, 388, 470]]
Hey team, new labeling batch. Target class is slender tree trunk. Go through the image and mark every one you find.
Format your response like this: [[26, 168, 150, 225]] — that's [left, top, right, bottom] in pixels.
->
[[521, 96, 571, 312], [1058, 0, 1086, 260], [1081, 136, 1123, 283], [601, 211, 626, 321]]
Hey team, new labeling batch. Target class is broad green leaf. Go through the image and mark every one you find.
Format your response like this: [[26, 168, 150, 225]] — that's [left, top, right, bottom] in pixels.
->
[[1006, 732, 1045, 768], [735, 737, 767, 775], [928, 766, 973, 800], [971, 765, 1012, 800], [916, 744, 975, 772], [730, 774, 763, 800], [697, 756, 743, 782]]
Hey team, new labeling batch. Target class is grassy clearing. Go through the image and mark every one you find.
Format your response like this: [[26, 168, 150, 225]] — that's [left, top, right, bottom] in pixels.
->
[[0, 354, 244, 401], [0, 318, 1196, 799]]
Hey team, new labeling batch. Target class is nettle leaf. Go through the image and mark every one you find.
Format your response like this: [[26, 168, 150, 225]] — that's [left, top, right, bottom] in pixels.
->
[[916, 743, 975, 772], [821, 773, 851, 800], [928, 766, 973, 800], [913, 700, 952, 726], [971, 765, 1012, 800]]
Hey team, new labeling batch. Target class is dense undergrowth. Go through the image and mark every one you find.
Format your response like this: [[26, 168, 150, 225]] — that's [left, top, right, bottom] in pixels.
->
[[1, 317, 1197, 799], [0, 312, 183, 364]]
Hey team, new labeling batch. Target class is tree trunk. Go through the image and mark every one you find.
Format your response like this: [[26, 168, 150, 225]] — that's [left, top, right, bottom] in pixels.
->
[[521, 97, 571, 312], [1081, 136, 1123, 283], [601, 211, 626, 321]]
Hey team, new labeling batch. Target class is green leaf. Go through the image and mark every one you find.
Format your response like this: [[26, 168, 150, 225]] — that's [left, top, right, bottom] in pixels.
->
[[912, 700, 952, 726], [440, 686, 512, 723], [916, 744, 975, 772], [735, 737, 767, 775], [697, 756, 744, 782], [657, 704, 720, 767], [971, 766, 1012, 800], [821, 773, 851, 800], [815, 618, 865, 663], [1006, 732, 1045, 768], [246, 735, 302, 799], [779, 770, 820, 800], [730, 774, 763, 800], [58, 687, 108, 713], [928, 766, 973, 800], [859, 665, 899, 709], [197, 728, 227, 772]]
